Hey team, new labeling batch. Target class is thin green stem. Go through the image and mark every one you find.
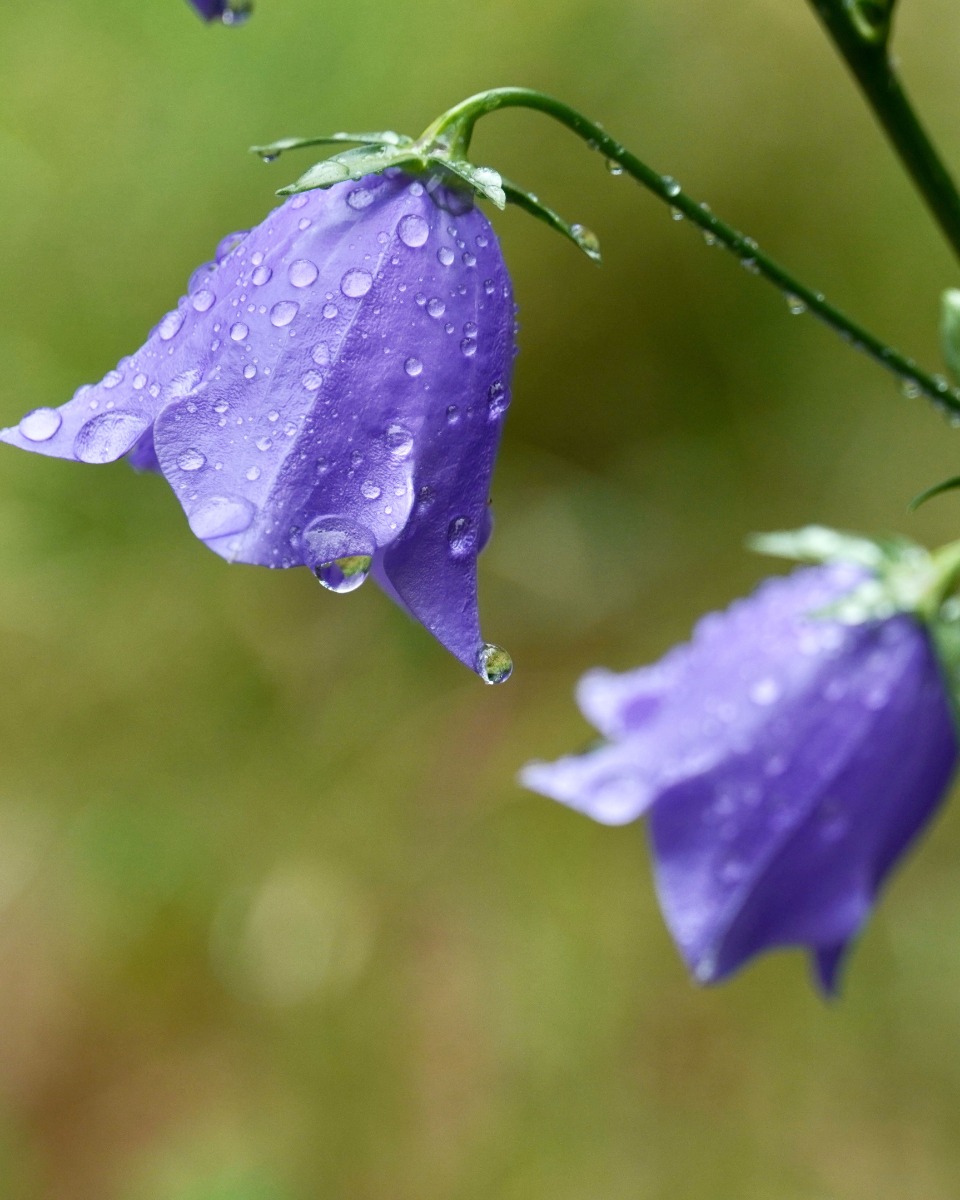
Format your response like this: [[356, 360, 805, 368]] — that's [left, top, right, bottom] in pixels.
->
[[427, 88, 960, 415], [807, 0, 960, 263]]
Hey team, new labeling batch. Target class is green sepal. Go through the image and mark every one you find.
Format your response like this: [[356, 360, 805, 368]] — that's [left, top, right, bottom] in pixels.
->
[[276, 145, 417, 196], [440, 160, 506, 209], [250, 131, 412, 161], [749, 525, 935, 625], [909, 474, 960, 512], [501, 178, 601, 263]]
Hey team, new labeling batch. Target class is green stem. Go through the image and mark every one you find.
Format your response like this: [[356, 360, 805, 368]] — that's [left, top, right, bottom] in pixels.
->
[[426, 88, 960, 415], [807, 0, 960, 263]]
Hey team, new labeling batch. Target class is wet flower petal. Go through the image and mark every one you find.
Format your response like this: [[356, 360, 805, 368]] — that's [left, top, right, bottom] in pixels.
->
[[522, 564, 958, 990], [1, 175, 515, 679]]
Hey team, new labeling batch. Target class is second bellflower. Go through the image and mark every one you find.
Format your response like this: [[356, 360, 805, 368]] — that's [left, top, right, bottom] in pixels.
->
[[1, 174, 515, 681], [522, 556, 960, 991]]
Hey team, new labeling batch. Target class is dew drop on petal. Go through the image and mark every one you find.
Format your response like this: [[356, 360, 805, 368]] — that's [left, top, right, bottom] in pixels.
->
[[255, 436, 273, 451], [301, 371, 323, 391], [74, 411, 150, 463], [322, 303, 338, 320], [487, 381, 509, 418], [312, 342, 330, 366], [102, 370, 122, 389], [192, 289, 216, 313], [478, 643, 513, 685], [252, 265, 273, 286], [188, 495, 254, 540], [397, 214, 429, 248], [427, 298, 445, 319], [244, 364, 257, 380], [288, 259, 319, 288], [340, 269, 373, 298], [437, 246, 455, 267], [230, 322, 249, 342], [447, 516, 476, 557], [360, 480, 381, 500], [246, 465, 261, 481], [270, 301, 299, 327], [177, 448, 206, 471], [19, 407, 62, 442], [460, 338, 477, 358], [404, 357, 423, 377], [385, 423, 414, 458], [158, 311, 184, 341]]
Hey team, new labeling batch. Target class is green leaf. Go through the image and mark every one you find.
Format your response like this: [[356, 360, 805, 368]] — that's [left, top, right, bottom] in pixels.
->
[[251, 131, 412, 161], [441, 161, 506, 209], [501, 178, 601, 263], [909, 474, 960, 512], [940, 289, 960, 382]]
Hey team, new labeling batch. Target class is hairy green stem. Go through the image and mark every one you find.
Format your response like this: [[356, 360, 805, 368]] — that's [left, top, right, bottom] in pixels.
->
[[426, 88, 960, 415]]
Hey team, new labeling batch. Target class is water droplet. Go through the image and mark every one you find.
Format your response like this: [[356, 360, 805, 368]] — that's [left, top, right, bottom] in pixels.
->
[[483, 278, 495, 295], [460, 338, 477, 358], [341, 269, 373, 298], [322, 302, 338, 320], [18, 407, 62, 442], [192, 288, 216, 312], [189, 495, 254, 539], [661, 175, 681, 197], [785, 293, 807, 316], [255, 436, 273, 451], [404, 357, 423, 377], [298, 217, 311, 232], [288, 259, 318, 288], [132, 373, 147, 390], [900, 379, 921, 400], [270, 300, 299, 327], [447, 516, 476, 557], [312, 342, 330, 367], [290, 194, 308, 209], [347, 187, 377, 211], [301, 370, 323, 391], [230, 322, 249, 342], [252, 265, 273, 286], [385, 423, 413, 458], [427, 298, 445, 319], [267, 410, 279, 422], [246, 465, 261, 481], [478, 643, 513, 685], [487, 381, 509, 418], [398, 214, 430, 248], [437, 246, 455, 267], [360, 480, 381, 500], [446, 405, 460, 424], [158, 310, 184, 341], [177, 448, 206, 471], [74, 410, 150, 463], [260, 151, 279, 164], [570, 224, 601, 257], [244, 364, 257, 380], [670, 207, 684, 222], [302, 517, 376, 593]]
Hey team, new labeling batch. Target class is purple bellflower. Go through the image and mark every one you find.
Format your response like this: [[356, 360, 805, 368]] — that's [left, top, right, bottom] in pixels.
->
[[186, 0, 250, 24], [1, 174, 516, 683], [521, 555, 959, 991]]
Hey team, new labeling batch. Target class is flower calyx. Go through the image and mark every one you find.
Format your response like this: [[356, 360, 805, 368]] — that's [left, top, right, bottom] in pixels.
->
[[251, 103, 602, 264]]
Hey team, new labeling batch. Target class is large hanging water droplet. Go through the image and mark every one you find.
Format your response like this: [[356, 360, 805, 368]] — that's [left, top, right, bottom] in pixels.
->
[[302, 517, 376, 594], [19, 407, 62, 442], [74, 411, 150, 463], [570, 224, 601, 260], [477, 643, 513, 685], [661, 175, 682, 197]]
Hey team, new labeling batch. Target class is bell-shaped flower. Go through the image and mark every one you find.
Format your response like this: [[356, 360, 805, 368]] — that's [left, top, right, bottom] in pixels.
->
[[1, 173, 515, 682], [521, 560, 959, 991]]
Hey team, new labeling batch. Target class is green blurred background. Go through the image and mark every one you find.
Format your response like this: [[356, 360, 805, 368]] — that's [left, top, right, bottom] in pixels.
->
[[3, 1, 960, 1196]]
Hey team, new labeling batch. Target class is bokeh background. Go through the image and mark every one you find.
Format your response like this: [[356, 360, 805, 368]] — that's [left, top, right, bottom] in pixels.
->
[[3, 0, 960, 1196]]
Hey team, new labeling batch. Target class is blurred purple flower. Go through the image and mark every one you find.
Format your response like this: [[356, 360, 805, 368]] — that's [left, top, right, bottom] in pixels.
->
[[186, 0, 249, 23], [1, 174, 515, 682], [521, 563, 958, 991]]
